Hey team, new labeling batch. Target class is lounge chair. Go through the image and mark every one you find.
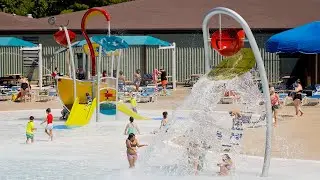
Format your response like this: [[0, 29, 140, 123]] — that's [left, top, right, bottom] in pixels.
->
[[36, 89, 50, 102], [48, 88, 57, 100], [137, 87, 157, 103], [0, 91, 10, 101], [220, 90, 240, 104], [303, 94, 320, 106], [303, 85, 320, 106]]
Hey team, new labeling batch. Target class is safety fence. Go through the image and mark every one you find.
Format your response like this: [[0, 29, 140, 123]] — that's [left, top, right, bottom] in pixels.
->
[[0, 46, 280, 83]]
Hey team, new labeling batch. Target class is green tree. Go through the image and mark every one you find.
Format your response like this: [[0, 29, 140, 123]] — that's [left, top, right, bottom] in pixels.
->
[[0, 0, 131, 18]]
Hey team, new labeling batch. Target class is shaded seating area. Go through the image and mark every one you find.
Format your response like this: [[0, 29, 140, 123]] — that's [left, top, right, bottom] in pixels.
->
[[0, 37, 54, 102], [266, 21, 320, 106]]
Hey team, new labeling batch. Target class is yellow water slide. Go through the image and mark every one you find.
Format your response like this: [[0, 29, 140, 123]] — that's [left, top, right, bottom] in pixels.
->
[[117, 102, 150, 120], [57, 77, 149, 121], [65, 98, 97, 127], [57, 77, 116, 110]]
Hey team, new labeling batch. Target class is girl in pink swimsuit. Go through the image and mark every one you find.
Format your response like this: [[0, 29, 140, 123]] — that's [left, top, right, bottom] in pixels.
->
[[270, 87, 280, 126], [126, 133, 147, 168], [152, 68, 161, 92]]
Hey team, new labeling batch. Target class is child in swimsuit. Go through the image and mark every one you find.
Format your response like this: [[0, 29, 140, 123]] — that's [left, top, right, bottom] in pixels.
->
[[118, 71, 126, 92], [133, 69, 141, 92], [40, 108, 54, 141], [270, 87, 280, 126], [187, 141, 201, 175], [124, 117, 141, 135], [26, 116, 37, 144], [86, 93, 92, 105], [126, 133, 147, 168], [160, 111, 169, 132], [217, 154, 233, 176], [129, 93, 138, 113]]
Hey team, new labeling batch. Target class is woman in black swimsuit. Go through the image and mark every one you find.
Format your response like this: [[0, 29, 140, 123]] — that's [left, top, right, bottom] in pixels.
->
[[293, 79, 304, 116], [20, 78, 30, 102]]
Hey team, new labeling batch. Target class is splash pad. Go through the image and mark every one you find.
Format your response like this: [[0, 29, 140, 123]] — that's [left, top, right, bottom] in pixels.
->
[[136, 7, 273, 177]]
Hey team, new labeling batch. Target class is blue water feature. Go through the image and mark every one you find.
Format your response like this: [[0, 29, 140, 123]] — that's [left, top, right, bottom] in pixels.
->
[[152, 117, 185, 120], [100, 102, 116, 115], [53, 125, 79, 130]]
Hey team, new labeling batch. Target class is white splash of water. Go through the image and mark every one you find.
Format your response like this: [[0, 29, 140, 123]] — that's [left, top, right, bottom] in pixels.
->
[[139, 72, 266, 176]]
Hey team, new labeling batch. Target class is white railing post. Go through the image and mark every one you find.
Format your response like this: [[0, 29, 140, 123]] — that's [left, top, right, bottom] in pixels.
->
[[38, 44, 43, 90], [63, 26, 77, 102]]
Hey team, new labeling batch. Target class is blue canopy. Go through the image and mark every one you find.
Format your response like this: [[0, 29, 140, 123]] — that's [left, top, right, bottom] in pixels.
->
[[74, 35, 171, 47], [0, 37, 36, 47], [116, 36, 171, 46], [91, 36, 129, 52], [266, 21, 320, 54]]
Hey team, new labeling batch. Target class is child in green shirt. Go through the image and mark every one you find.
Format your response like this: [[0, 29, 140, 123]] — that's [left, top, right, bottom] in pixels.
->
[[130, 93, 138, 113], [26, 116, 37, 144]]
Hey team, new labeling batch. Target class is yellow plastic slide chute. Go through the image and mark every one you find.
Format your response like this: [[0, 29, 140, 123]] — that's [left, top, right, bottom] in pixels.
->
[[57, 78, 113, 110], [65, 98, 97, 127], [117, 102, 150, 120]]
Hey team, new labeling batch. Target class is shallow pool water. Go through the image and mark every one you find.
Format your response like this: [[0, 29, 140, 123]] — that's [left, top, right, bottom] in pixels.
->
[[0, 109, 319, 180]]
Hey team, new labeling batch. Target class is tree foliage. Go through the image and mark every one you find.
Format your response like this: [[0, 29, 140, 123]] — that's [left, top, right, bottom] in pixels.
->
[[0, 0, 131, 18]]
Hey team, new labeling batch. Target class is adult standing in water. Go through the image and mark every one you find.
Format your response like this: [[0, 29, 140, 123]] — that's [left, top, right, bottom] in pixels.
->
[[133, 69, 141, 92], [292, 79, 304, 116], [160, 68, 168, 95], [126, 133, 147, 168], [20, 77, 31, 102]]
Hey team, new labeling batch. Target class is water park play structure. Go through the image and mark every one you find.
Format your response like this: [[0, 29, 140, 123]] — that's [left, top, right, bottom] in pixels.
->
[[202, 7, 273, 176], [50, 6, 273, 177], [52, 8, 151, 127]]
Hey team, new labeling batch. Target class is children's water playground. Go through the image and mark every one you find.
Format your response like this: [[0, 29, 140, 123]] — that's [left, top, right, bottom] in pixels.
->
[[1, 7, 320, 180]]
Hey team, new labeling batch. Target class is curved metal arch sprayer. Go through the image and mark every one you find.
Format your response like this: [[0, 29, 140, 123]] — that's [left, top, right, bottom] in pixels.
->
[[81, 8, 111, 76], [202, 7, 273, 177]]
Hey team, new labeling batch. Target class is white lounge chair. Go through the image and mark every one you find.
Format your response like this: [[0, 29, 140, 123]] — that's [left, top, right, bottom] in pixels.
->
[[137, 87, 157, 103], [37, 90, 50, 102], [303, 94, 320, 106], [220, 90, 240, 104]]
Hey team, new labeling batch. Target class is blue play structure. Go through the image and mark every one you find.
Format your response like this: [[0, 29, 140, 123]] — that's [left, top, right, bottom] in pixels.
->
[[100, 103, 117, 115]]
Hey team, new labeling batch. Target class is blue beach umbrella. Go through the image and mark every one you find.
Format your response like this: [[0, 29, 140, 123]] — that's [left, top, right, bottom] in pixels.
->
[[115, 36, 171, 46], [0, 37, 36, 47], [74, 35, 129, 53], [74, 35, 171, 48], [266, 21, 320, 54], [92, 35, 129, 52]]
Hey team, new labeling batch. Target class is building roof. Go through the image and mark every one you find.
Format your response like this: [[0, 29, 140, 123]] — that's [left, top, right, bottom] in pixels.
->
[[0, 12, 47, 31], [1, 0, 320, 32]]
